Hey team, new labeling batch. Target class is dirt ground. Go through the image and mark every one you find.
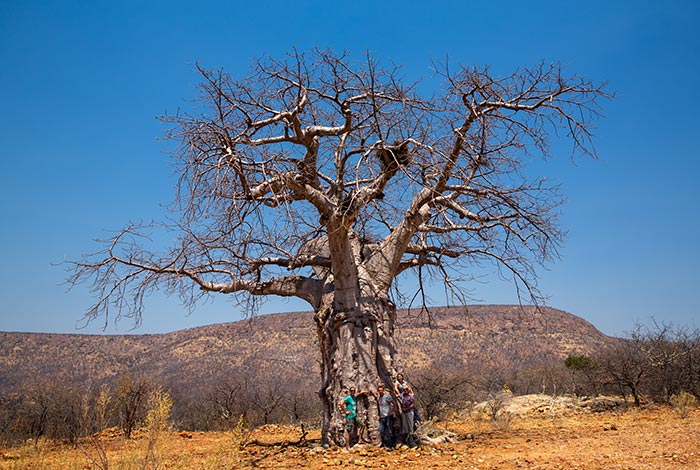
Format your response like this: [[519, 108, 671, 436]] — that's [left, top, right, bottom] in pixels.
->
[[1, 401, 699, 469]]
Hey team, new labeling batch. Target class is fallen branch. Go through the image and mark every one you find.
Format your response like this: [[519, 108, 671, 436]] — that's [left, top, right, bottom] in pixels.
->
[[244, 423, 310, 448]]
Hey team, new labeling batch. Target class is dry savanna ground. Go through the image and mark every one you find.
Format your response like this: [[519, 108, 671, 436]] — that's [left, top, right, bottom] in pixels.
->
[[1, 397, 699, 469]]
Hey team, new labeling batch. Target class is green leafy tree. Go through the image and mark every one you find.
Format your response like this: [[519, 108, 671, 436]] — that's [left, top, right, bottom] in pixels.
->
[[565, 354, 597, 396]]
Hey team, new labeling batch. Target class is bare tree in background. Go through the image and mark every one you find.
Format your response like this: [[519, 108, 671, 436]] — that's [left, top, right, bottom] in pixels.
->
[[67, 49, 610, 445]]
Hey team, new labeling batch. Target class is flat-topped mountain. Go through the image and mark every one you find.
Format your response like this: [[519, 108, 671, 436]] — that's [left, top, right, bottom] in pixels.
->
[[0, 305, 615, 395]]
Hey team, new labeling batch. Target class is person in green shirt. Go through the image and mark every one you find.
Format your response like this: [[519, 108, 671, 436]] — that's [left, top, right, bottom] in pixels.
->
[[340, 386, 370, 449]]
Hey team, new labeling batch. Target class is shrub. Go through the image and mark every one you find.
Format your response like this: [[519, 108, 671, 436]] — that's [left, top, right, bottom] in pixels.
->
[[142, 387, 173, 468], [669, 391, 697, 419]]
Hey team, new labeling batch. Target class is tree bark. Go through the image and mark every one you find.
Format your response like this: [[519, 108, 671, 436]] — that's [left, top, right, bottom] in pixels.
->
[[315, 294, 398, 446]]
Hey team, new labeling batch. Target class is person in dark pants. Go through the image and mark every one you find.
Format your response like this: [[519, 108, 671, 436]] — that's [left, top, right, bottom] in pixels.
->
[[375, 383, 396, 448]]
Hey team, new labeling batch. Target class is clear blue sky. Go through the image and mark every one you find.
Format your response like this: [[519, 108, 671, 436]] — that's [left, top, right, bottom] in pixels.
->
[[1, 0, 698, 336]]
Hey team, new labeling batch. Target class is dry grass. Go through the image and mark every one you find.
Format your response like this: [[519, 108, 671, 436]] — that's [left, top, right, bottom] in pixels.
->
[[1, 405, 699, 469]]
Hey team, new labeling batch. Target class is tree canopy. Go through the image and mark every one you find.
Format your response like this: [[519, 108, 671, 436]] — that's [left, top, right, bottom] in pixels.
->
[[68, 49, 610, 328]]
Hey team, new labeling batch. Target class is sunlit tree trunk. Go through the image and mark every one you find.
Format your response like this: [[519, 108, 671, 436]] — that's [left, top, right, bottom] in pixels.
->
[[315, 294, 397, 445]]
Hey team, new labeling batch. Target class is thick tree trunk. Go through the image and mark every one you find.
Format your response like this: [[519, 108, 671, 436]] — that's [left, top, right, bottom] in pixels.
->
[[315, 295, 398, 446]]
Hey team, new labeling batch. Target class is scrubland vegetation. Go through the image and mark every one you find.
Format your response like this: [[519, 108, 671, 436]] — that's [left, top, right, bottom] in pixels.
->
[[1, 321, 699, 468]]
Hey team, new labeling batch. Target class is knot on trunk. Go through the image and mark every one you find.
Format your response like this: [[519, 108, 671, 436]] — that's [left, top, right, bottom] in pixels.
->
[[332, 310, 379, 330]]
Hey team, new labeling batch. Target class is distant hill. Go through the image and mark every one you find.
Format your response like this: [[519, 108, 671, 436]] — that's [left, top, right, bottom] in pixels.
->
[[0, 305, 617, 395]]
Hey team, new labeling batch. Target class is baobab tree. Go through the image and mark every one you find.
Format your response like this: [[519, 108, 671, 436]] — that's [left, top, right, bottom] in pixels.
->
[[68, 49, 610, 445]]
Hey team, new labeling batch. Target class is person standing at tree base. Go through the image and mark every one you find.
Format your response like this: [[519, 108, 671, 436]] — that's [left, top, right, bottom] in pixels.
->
[[340, 386, 370, 449], [400, 384, 416, 446], [375, 383, 396, 448], [395, 372, 422, 426]]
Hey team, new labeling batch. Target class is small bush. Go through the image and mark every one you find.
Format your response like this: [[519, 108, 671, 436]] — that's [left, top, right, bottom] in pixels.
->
[[143, 387, 173, 468], [669, 391, 697, 419], [483, 392, 513, 430]]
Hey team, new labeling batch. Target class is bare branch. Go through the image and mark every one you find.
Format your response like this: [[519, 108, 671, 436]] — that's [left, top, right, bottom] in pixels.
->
[[69, 50, 610, 327]]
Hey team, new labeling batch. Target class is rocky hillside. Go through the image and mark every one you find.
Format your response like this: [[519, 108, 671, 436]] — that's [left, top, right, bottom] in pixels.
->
[[0, 305, 616, 394]]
